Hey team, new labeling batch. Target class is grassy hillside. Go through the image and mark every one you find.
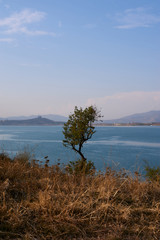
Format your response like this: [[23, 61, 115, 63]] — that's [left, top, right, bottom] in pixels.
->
[[0, 153, 160, 239]]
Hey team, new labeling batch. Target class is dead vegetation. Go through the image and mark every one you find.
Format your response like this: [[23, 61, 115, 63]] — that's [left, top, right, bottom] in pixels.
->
[[0, 152, 160, 239]]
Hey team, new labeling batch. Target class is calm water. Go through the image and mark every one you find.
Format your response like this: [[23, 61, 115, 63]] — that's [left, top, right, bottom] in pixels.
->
[[0, 126, 160, 173]]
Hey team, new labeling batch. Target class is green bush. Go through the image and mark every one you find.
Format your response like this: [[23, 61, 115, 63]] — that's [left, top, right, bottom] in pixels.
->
[[66, 158, 95, 175], [145, 165, 160, 182]]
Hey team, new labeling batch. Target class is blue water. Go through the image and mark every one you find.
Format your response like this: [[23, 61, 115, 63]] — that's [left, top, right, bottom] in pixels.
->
[[0, 126, 160, 173]]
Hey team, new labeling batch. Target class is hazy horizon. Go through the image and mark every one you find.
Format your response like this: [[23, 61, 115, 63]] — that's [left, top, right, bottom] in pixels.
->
[[1, 0, 160, 119], [1, 109, 160, 122]]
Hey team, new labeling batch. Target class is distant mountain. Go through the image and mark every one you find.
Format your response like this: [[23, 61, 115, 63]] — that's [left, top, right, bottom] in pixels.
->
[[103, 111, 160, 124], [0, 114, 68, 122], [0, 116, 64, 126], [42, 114, 68, 122]]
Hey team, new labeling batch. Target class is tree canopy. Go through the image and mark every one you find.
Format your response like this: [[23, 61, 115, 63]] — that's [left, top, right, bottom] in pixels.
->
[[63, 106, 101, 161]]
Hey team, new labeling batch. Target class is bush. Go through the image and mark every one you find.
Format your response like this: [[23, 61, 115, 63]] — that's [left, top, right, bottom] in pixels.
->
[[66, 158, 95, 175], [14, 151, 31, 164], [145, 165, 160, 182]]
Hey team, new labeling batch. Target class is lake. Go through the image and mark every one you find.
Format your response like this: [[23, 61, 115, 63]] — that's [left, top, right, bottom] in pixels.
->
[[0, 126, 160, 174]]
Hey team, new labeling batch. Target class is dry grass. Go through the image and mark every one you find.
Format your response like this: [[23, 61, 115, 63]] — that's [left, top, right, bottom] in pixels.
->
[[0, 153, 160, 239]]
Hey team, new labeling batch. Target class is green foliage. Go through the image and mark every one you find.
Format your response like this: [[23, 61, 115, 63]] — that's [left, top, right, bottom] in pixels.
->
[[65, 158, 95, 175], [145, 165, 160, 182], [63, 106, 101, 161]]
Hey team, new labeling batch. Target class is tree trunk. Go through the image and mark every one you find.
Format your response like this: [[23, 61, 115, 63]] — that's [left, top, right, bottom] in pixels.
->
[[78, 151, 86, 162], [72, 146, 86, 162]]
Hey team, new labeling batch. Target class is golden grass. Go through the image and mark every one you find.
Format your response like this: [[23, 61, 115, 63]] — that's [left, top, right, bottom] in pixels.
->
[[0, 153, 160, 239]]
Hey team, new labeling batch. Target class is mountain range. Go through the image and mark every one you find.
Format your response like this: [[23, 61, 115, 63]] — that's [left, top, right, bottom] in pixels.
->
[[103, 110, 160, 124], [0, 110, 160, 125]]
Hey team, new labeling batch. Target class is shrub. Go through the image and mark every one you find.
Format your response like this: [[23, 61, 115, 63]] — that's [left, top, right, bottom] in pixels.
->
[[145, 165, 160, 182], [65, 158, 95, 175]]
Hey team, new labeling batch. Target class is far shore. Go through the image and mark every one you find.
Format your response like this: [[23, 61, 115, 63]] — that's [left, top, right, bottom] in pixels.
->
[[95, 122, 160, 126]]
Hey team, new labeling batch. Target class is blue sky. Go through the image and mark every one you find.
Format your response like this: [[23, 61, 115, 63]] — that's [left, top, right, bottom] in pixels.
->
[[0, 0, 160, 119]]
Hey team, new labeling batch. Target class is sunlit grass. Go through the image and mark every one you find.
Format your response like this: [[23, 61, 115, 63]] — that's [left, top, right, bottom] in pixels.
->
[[0, 152, 160, 239]]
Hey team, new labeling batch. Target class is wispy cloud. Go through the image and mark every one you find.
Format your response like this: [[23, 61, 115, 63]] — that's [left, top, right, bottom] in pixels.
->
[[0, 38, 14, 42], [0, 9, 56, 36], [87, 91, 160, 119], [115, 7, 160, 29]]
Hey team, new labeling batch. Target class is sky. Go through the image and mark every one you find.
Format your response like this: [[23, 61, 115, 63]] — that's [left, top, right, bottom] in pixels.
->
[[0, 0, 160, 119]]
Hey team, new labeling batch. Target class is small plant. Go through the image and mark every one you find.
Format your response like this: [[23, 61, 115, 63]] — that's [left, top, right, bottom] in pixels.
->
[[65, 159, 95, 175], [0, 152, 11, 162], [14, 151, 31, 164], [145, 165, 160, 182]]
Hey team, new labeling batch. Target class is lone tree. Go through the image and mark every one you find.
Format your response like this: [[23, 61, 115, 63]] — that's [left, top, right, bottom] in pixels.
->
[[63, 106, 101, 162]]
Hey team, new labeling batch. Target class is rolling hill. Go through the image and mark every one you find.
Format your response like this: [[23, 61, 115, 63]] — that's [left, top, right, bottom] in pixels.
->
[[103, 111, 160, 124], [0, 116, 64, 126], [0, 114, 68, 122]]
